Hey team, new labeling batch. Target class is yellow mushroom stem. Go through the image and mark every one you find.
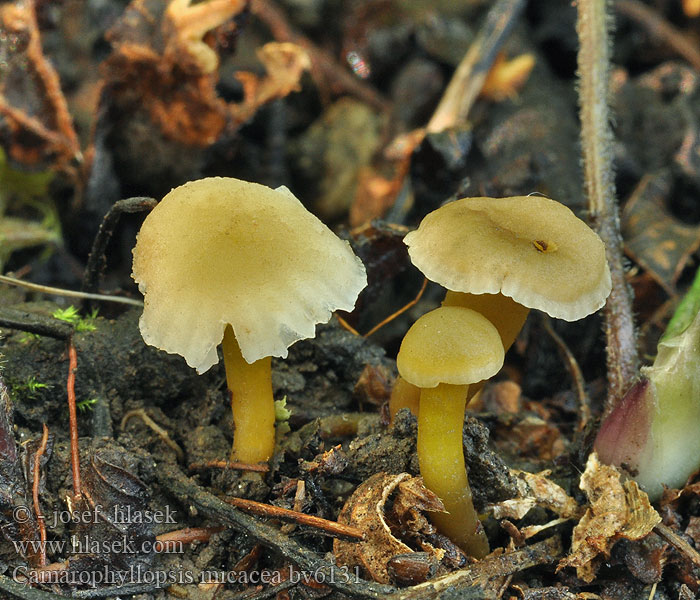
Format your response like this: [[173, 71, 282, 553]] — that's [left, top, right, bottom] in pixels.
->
[[388, 376, 421, 421], [389, 292, 530, 422], [418, 382, 489, 558], [222, 325, 276, 464]]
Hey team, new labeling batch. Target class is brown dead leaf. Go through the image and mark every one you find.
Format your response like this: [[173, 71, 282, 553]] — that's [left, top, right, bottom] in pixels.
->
[[353, 364, 394, 407], [334, 473, 450, 584], [486, 469, 581, 522], [230, 42, 310, 126], [390, 477, 444, 539], [506, 415, 566, 460], [334, 472, 414, 584], [622, 171, 700, 293], [557, 453, 661, 583], [349, 166, 402, 227], [103, 0, 243, 147]]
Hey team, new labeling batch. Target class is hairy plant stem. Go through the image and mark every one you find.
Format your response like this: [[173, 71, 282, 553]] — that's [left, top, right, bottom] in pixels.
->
[[576, 0, 637, 415]]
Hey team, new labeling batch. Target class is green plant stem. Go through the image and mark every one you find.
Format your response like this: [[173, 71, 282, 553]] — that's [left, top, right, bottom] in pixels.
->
[[576, 0, 637, 415]]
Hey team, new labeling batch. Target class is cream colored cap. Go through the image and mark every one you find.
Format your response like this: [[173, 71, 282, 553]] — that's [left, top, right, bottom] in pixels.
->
[[132, 177, 367, 372], [403, 196, 611, 321], [397, 306, 504, 388]]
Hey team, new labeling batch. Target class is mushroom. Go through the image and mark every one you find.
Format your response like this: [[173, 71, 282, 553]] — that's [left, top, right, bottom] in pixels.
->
[[132, 177, 367, 464], [390, 195, 611, 418], [397, 305, 504, 558]]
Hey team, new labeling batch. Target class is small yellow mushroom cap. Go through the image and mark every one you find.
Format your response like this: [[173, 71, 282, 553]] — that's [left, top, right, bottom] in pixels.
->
[[397, 306, 504, 388], [132, 177, 367, 372], [403, 196, 611, 321]]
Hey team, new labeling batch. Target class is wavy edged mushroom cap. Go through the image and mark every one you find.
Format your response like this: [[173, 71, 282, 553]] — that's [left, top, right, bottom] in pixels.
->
[[132, 177, 367, 372], [397, 306, 505, 388], [403, 196, 612, 321]]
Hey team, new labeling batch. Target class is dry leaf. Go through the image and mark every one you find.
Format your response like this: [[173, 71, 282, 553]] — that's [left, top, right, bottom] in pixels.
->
[[557, 453, 661, 583], [486, 468, 581, 521], [480, 53, 535, 102], [622, 172, 700, 293], [104, 0, 244, 146], [231, 42, 311, 126], [353, 364, 394, 407], [334, 472, 414, 583]]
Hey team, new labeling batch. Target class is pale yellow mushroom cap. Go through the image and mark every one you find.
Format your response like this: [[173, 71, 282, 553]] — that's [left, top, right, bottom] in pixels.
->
[[403, 196, 611, 321], [132, 177, 367, 372], [397, 306, 504, 388]]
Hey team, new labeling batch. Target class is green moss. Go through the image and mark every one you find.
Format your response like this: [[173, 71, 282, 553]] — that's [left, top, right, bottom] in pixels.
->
[[52, 306, 99, 332]]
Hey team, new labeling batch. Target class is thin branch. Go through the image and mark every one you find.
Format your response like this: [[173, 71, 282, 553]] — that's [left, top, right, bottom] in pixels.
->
[[121, 408, 185, 462], [654, 522, 700, 569], [576, 0, 638, 415], [364, 278, 427, 338], [31, 424, 49, 568], [155, 526, 224, 550], [156, 465, 395, 599], [188, 460, 270, 473], [0, 307, 73, 340], [427, 0, 527, 133], [542, 316, 591, 431], [0, 274, 143, 307], [66, 340, 81, 500], [224, 496, 364, 541]]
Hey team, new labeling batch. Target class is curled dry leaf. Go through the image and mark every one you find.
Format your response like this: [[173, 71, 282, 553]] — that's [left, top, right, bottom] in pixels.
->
[[557, 453, 661, 583], [486, 468, 581, 522], [104, 0, 245, 147], [231, 42, 311, 126], [334, 472, 445, 584]]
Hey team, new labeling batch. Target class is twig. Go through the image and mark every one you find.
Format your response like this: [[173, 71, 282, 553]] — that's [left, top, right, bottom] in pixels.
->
[[654, 522, 700, 569], [337, 278, 428, 338], [384, 536, 564, 600], [616, 0, 700, 71], [31, 424, 49, 568], [577, 0, 638, 415], [189, 460, 270, 473], [427, 0, 527, 133], [250, 0, 389, 111], [156, 526, 224, 551], [82, 197, 158, 297], [364, 278, 427, 338], [541, 317, 591, 431], [0, 274, 143, 307], [335, 314, 361, 336], [121, 408, 185, 462], [224, 496, 364, 541], [0, 307, 73, 340], [156, 465, 395, 598], [66, 341, 81, 500]]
